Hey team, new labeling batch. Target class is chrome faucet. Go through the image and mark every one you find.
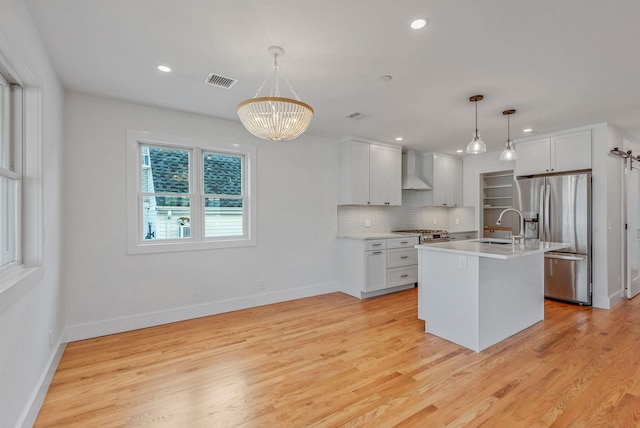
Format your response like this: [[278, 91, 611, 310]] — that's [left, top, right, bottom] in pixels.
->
[[497, 208, 525, 245]]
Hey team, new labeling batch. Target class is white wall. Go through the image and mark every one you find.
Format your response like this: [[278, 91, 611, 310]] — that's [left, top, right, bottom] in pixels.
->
[[594, 123, 640, 307], [0, 0, 65, 427], [63, 92, 340, 340]]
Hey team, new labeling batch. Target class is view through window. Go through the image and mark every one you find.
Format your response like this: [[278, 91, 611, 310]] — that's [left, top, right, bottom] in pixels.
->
[[128, 130, 255, 253], [0, 70, 18, 268]]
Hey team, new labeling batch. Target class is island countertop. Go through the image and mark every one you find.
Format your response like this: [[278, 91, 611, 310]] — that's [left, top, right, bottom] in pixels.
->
[[416, 239, 569, 260]]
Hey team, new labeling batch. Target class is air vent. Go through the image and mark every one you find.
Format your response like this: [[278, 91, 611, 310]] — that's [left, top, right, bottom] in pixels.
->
[[204, 72, 238, 89], [345, 111, 367, 120]]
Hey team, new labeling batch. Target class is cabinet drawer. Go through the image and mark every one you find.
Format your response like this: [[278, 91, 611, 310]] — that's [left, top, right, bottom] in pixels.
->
[[387, 248, 418, 268], [387, 266, 418, 288], [364, 239, 387, 251], [387, 236, 419, 249]]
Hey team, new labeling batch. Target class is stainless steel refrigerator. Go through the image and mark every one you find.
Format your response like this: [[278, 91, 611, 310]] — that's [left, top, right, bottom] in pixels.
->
[[514, 173, 592, 305]]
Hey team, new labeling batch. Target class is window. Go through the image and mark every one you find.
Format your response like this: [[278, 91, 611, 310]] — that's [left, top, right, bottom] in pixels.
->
[[0, 46, 43, 311], [127, 130, 256, 254], [0, 70, 19, 269]]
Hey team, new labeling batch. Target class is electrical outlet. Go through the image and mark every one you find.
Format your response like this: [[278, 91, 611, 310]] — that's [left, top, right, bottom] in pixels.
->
[[455, 218, 460, 225], [457, 256, 467, 269], [364, 219, 371, 228], [259, 279, 266, 290], [433, 218, 437, 225]]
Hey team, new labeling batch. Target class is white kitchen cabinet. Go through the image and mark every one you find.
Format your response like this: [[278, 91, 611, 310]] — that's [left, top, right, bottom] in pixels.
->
[[364, 246, 387, 291], [515, 129, 591, 176], [338, 138, 402, 206], [338, 235, 419, 298], [422, 154, 463, 206], [369, 143, 402, 205]]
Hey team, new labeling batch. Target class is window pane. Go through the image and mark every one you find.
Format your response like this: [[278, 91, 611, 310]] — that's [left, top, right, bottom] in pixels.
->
[[204, 198, 243, 237], [141, 195, 190, 240], [142, 146, 190, 193], [0, 175, 17, 267], [203, 152, 242, 195], [0, 78, 6, 170]]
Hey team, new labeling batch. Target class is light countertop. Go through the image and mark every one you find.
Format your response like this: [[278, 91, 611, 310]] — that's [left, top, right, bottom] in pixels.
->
[[338, 232, 420, 240], [416, 239, 570, 260]]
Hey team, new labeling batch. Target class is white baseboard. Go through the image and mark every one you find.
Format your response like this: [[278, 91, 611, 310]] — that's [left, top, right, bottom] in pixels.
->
[[66, 281, 339, 342], [18, 338, 66, 428], [608, 289, 625, 308]]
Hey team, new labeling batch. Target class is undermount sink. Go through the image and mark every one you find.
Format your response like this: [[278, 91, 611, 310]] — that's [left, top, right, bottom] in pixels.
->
[[473, 239, 513, 245]]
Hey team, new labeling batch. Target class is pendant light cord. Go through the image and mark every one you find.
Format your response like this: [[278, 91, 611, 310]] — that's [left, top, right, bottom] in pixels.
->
[[475, 101, 479, 136], [252, 51, 302, 101]]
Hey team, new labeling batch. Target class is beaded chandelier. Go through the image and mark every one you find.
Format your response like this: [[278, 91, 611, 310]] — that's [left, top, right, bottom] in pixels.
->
[[237, 46, 314, 142]]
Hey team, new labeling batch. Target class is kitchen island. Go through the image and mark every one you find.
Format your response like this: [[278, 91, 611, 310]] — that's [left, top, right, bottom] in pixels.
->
[[417, 239, 569, 352]]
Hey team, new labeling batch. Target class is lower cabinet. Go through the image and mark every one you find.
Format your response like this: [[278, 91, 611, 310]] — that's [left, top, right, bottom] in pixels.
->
[[339, 235, 419, 298], [364, 247, 387, 291]]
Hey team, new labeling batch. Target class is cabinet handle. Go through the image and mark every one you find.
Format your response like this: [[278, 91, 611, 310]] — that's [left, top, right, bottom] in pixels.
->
[[400, 241, 409, 244], [372, 243, 382, 247], [401, 274, 410, 278], [372, 251, 383, 255], [400, 256, 409, 259]]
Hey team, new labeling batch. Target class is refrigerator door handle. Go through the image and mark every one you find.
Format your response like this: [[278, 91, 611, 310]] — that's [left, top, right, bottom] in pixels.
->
[[570, 175, 578, 251], [545, 183, 551, 239], [539, 184, 546, 241], [544, 253, 585, 261]]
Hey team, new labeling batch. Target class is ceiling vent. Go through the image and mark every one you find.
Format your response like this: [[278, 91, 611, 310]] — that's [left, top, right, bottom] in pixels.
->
[[204, 72, 238, 89], [345, 111, 367, 120]]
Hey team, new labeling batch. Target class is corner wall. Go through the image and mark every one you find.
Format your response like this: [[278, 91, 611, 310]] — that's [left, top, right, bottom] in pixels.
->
[[0, 0, 65, 426]]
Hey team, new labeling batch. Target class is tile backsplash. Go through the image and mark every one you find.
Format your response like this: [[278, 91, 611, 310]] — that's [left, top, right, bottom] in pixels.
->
[[337, 205, 475, 236]]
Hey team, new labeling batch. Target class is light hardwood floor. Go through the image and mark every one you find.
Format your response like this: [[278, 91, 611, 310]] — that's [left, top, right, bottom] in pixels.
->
[[35, 288, 640, 427]]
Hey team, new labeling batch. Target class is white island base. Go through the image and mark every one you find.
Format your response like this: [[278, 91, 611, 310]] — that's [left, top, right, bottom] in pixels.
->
[[418, 243, 549, 352]]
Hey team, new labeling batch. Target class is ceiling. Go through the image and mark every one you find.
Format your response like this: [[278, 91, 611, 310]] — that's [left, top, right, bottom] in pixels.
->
[[24, 0, 640, 154]]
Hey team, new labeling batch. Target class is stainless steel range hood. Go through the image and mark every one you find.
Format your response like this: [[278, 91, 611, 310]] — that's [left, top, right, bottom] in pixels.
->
[[402, 150, 431, 190]]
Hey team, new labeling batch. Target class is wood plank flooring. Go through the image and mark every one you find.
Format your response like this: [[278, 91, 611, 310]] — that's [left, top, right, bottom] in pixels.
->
[[35, 289, 640, 427]]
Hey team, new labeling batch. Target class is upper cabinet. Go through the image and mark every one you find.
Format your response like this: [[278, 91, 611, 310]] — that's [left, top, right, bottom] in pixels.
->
[[514, 129, 592, 177], [423, 154, 463, 207], [338, 138, 402, 206]]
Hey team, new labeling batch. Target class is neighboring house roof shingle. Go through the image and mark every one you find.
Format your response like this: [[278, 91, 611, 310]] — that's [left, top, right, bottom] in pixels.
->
[[149, 148, 242, 208]]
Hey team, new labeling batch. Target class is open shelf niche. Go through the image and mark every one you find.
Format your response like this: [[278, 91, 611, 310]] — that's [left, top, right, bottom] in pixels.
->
[[481, 170, 516, 238]]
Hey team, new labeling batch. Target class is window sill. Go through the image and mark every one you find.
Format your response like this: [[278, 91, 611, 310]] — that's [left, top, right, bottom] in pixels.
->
[[0, 265, 43, 314], [127, 237, 257, 255]]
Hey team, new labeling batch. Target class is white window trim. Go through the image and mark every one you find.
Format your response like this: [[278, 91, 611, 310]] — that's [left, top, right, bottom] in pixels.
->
[[126, 130, 257, 254], [0, 42, 43, 314]]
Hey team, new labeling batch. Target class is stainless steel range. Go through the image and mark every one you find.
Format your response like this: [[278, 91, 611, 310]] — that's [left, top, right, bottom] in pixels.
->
[[394, 229, 450, 243]]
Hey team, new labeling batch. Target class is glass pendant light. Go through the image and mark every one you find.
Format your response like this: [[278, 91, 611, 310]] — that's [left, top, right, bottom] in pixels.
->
[[466, 95, 486, 154], [499, 109, 519, 161]]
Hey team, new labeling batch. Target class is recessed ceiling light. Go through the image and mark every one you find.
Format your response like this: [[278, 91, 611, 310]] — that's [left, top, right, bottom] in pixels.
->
[[395, 137, 403, 141], [380, 75, 393, 82], [456, 149, 463, 153], [523, 128, 533, 133], [157, 65, 172, 72], [410, 18, 429, 30]]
